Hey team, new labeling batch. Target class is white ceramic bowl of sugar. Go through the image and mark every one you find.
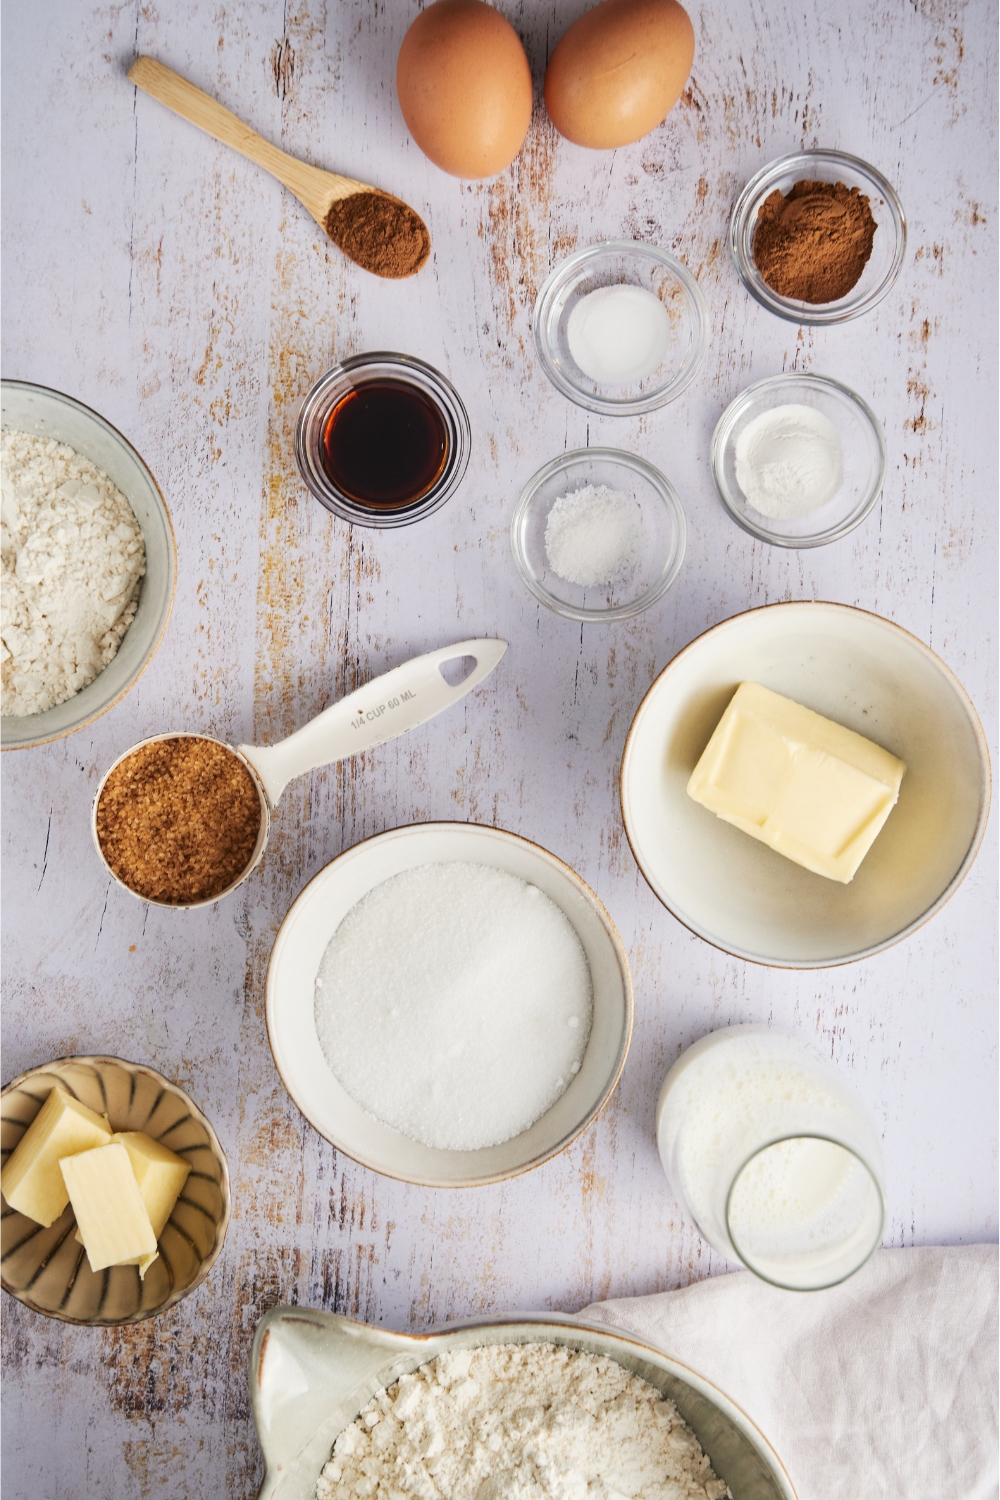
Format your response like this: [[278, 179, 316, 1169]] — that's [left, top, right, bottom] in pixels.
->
[[620, 601, 991, 968], [0, 382, 176, 750], [265, 823, 633, 1187]]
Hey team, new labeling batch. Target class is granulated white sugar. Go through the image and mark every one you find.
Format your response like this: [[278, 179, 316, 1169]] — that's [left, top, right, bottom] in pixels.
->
[[315, 1343, 731, 1500], [566, 283, 672, 386], [314, 862, 593, 1151], [544, 482, 642, 587]]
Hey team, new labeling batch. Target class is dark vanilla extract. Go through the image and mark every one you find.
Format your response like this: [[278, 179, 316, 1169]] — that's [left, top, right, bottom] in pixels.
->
[[320, 379, 448, 510]]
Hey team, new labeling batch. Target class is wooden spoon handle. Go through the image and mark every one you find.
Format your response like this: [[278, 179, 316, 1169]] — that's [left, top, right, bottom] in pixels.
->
[[128, 56, 360, 222]]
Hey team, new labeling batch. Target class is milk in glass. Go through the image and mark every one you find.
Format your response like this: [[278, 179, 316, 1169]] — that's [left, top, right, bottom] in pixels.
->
[[656, 1025, 886, 1290]]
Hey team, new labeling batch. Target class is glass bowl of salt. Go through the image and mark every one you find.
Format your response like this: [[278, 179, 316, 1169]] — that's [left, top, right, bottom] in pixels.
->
[[511, 448, 687, 623], [533, 242, 709, 416]]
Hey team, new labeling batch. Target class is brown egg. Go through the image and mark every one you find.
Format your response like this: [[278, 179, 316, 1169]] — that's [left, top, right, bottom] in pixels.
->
[[544, 0, 695, 149], [396, 1, 533, 179]]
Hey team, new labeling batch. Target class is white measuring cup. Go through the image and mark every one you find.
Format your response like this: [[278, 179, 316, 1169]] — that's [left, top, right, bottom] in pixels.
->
[[92, 638, 507, 909]]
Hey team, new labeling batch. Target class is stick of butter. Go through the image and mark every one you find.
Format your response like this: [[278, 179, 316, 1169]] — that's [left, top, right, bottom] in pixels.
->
[[74, 1131, 191, 1276], [687, 682, 906, 884], [60, 1142, 158, 1274], [114, 1133, 190, 1235], [1, 1088, 113, 1227]]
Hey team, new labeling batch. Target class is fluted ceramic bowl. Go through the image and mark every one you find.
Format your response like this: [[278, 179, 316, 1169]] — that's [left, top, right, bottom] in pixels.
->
[[0, 1056, 230, 1324], [250, 1307, 797, 1500]]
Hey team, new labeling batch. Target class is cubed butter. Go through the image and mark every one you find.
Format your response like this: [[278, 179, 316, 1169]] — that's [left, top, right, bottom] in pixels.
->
[[75, 1131, 191, 1276], [687, 682, 906, 883], [1, 1088, 113, 1227], [60, 1142, 157, 1274]]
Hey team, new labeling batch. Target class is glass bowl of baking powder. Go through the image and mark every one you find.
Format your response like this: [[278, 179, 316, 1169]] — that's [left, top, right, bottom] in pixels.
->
[[711, 371, 887, 548]]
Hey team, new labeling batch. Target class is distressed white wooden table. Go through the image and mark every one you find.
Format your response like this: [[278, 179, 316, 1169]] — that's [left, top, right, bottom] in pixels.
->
[[2, 2, 996, 1495]]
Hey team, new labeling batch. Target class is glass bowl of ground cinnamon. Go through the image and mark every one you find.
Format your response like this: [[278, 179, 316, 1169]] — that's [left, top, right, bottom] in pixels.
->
[[730, 150, 906, 325]]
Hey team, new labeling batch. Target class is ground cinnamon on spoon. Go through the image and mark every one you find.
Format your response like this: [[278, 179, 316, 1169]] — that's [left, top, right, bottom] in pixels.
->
[[325, 191, 431, 279]]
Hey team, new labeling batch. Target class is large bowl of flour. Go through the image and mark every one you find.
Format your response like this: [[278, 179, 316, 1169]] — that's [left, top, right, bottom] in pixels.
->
[[250, 1307, 797, 1500], [1, 381, 176, 749]]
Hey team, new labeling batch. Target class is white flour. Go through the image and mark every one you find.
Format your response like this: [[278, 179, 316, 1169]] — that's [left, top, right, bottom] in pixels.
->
[[315, 1343, 731, 1500], [1, 429, 146, 716]]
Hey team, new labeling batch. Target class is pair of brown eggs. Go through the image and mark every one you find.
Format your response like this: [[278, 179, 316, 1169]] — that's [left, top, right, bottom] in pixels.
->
[[397, 0, 695, 180]]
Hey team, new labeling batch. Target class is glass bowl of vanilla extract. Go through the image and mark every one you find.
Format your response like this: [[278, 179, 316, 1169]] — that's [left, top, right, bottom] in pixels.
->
[[295, 353, 471, 528]]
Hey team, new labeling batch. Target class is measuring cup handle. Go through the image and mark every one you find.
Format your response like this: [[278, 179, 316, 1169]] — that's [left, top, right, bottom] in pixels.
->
[[237, 638, 507, 807]]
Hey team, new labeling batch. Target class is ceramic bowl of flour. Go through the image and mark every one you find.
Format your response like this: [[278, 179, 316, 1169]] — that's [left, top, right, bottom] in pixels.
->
[[620, 601, 991, 967], [711, 372, 887, 548], [265, 822, 633, 1187], [250, 1307, 797, 1500], [0, 381, 176, 750]]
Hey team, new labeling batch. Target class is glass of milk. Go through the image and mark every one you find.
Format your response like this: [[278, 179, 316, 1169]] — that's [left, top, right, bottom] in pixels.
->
[[656, 1025, 886, 1291]]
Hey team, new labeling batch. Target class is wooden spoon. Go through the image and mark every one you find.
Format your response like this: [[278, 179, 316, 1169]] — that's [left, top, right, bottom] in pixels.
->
[[128, 56, 430, 279]]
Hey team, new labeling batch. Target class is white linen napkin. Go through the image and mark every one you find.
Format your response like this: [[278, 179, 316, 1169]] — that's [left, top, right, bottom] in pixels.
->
[[583, 1245, 998, 1500]]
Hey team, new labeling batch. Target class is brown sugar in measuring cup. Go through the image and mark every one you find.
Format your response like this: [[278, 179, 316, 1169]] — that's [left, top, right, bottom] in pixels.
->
[[95, 736, 264, 905], [91, 640, 508, 909]]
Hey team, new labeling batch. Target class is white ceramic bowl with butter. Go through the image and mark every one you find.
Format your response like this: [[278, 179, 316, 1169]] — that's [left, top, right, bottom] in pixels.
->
[[266, 822, 633, 1187], [620, 601, 991, 968], [0, 381, 176, 750]]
